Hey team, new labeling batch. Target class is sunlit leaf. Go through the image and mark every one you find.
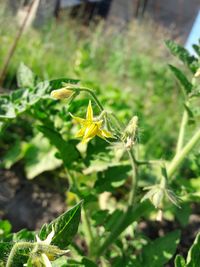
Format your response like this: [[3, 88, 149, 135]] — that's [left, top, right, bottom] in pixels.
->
[[17, 62, 35, 88], [187, 232, 200, 267], [38, 125, 80, 168], [175, 255, 186, 267], [39, 202, 82, 249]]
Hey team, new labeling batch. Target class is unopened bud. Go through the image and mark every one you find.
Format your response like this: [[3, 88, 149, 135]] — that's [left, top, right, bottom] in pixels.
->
[[51, 88, 73, 99], [141, 176, 180, 210], [122, 116, 138, 149], [150, 189, 164, 209], [125, 136, 135, 149], [125, 116, 138, 136]]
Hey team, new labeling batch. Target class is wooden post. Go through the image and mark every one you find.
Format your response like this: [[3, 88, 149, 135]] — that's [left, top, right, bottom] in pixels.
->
[[0, 0, 37, 87]]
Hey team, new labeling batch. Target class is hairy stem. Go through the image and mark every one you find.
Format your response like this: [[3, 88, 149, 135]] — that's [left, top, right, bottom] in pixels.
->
[[176, 109, 188, 154], [168, 127, 200, 178], [73, 87, 104, 111], [6, 242, 34, 267], [127, 149, 138, 206]]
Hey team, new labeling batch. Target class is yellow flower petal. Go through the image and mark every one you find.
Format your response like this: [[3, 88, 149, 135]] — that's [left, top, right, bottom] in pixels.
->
[[96, 120, 103, 127], [75, 127, 86, 137], [70, 100, 113, 143], [86, 100, 93, 121], [98, 129, 113, 139], [84, 123, 99, 140], [70, 113, 86, 125]]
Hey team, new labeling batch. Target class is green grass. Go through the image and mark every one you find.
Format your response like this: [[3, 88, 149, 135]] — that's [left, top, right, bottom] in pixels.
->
[[0, 8, 184, 159]]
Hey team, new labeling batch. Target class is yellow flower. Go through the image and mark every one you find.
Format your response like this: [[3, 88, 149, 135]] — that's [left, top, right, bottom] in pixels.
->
[[70, 100, 113, 143]]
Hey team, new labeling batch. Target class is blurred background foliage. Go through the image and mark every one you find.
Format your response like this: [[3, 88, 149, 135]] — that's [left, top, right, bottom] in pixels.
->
[[0, 0, 199, 243], [0, 1, 186, 161]]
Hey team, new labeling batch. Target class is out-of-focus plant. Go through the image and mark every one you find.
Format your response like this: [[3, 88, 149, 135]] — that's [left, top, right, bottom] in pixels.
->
[[0, 40, 200, 266]]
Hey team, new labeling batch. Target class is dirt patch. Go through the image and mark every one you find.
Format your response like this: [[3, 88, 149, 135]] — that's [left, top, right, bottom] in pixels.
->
[[0, 165, 67, 231]]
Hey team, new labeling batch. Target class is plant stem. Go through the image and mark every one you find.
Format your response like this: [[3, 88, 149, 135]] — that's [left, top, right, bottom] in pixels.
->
[[96, 147, 138, 257], [81, 207, 95, 252], [74, 87, 104, 111], [127, 149, 138, 206], [168, 127, 200, 178], [176, 109, 188, 154], [66, 169, 95, 255], [6, 242, 34, 267], [67, 90, 138, 257]]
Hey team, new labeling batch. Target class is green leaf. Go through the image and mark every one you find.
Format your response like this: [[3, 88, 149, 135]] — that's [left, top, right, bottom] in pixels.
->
[[0, 81, 51, 123], [187, 232, 200, 267], [175, 202, 191, 227], [168, 64, 192, 94], [97, 202, 151, 256], [175, 255, 186, 267], [184, 104, 195, 124], [37, 125, 80, 168], [17, 63, 35, 88], [0, 220, 12, 239], [142, 230, 181, 267], [0, 230, 35, 266], [39, 202, 82, 249], [81, 257, 98, 267], [104, 209, 123, 232], [95, 165, 131, 193], [52, 256, 68, 267], [3, 229, 35, 243], [0, 96, 15, 120], [174, 232, 200, 267], [11, 229, 35, 242], [24, 134, 62, 179], [0, 242, 13, 263], [165, 40, 198, 73], [49, 78, 79, 89], [92, 210, 109, 227], [177, 177, 200, 202], [2, 140, 23, 169], [192, 44, 200, 57]]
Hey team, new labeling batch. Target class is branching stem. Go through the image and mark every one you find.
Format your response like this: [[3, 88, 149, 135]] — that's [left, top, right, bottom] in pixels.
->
[[168, 127, 200, 178]]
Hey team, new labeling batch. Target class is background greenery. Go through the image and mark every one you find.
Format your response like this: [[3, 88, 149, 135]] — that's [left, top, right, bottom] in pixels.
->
[[0, 3, 200, 267]]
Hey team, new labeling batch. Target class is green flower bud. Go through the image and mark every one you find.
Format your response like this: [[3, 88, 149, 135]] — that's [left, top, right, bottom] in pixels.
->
[[122, 116, 138, 149], [141, 177, 180, 210]]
